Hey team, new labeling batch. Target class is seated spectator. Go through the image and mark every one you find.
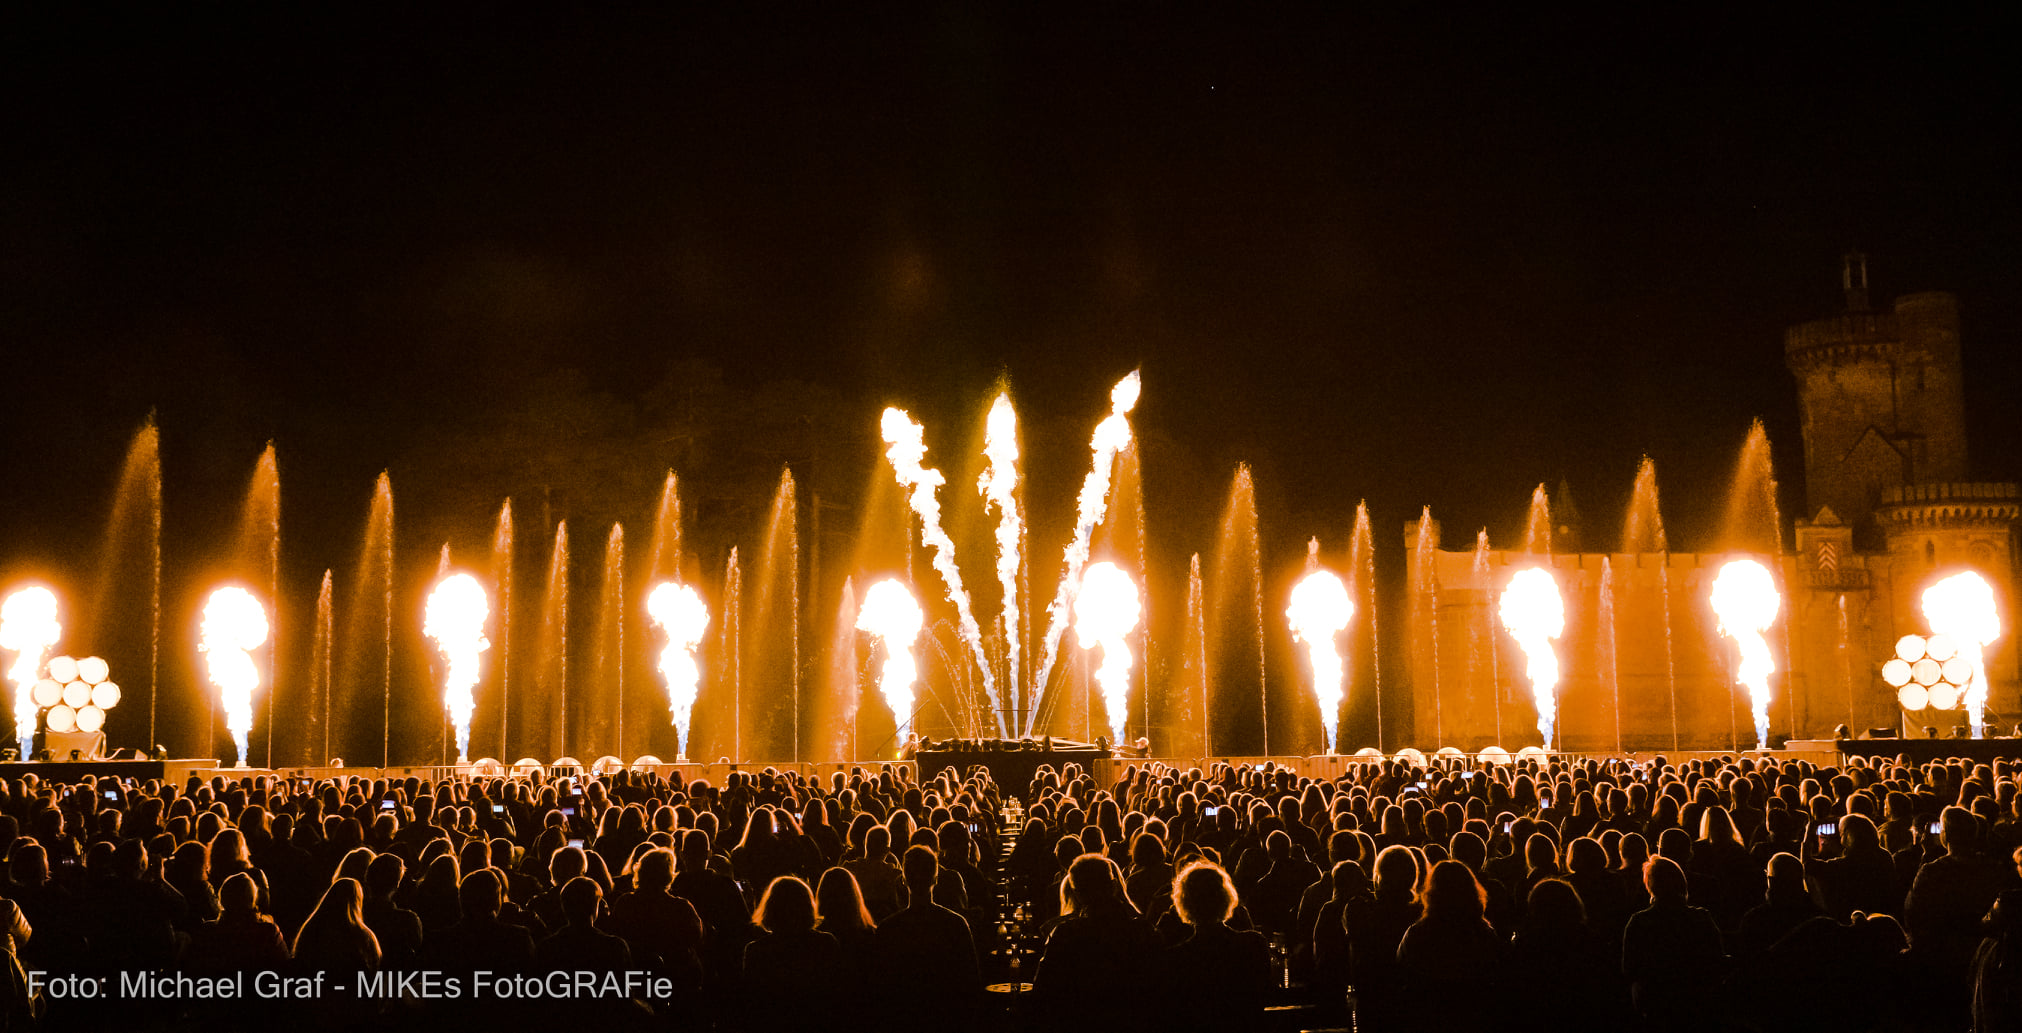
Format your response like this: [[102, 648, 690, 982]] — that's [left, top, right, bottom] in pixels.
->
[[742, 876, 842, 1033], [876, 846, 978, 1033], [1158, 860, 1269, 1033], [1398, 860, 1503, 1025], [1621, 855, 1726, 1033]]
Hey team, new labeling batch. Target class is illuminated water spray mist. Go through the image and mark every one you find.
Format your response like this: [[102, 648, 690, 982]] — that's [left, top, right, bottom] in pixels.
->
[[1034, 371, 1140, 727], [199, 587, 268, 767], [646, 582, 709, 761], [1710, 558, 1780, 749], [423, 574, 491, 764], [881, 409, 1005, 736], [1288, 547, 1353, 755], [857, 579, 924, 740], [1, 588, 61, 759], [1074, 562, 1140, 745], [979, 393, 1023, 723], [1924, 571, 2001, 738], [1498, 568, 1565, 749]]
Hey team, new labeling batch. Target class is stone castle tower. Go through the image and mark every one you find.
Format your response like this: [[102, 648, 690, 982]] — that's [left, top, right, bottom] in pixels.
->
[[1785, 254, 1971, 539]]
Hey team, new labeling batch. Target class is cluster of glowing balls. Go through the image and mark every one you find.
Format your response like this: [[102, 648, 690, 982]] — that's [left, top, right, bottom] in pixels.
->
[[1286, 561, 1353, 754], [646, 581, 710, 761], [1498, 567, 1566, 749], [1710, 558, 1781, 749], [1, 587, 62, 756], [1034, 371, 1140, 729], [1917, 571, 2001, 737], [856, 579, 925, 737], [1885, 634, 1971, 710], [34, 654, 120, 735], [1073, 562, 1142, 746], [880, 408, 1003, 735], [199, 587, 269, 767], [423, 573, 491, 764]]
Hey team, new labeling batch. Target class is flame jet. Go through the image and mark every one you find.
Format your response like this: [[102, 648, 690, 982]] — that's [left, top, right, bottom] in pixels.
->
[[857, 579, 924, 739], [881, 408, 1005, 736], [1, 588, 61, 760], [423, 574, 491, 764], [1033, 371, 1140, 730], [1288, 553, 1353, 754], [1498, 567, 1565, 749], [647, 581, 710, 761], [1924, 571, 2001, 738], [199, 587, 268, 767], [1074, 562, 1141, 746], [1710, 558, 1780, 749], [978, 393, 1023, 729]]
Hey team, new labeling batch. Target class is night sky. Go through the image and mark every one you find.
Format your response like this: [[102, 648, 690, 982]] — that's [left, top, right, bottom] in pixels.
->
[[3, 7, 2018, 756]]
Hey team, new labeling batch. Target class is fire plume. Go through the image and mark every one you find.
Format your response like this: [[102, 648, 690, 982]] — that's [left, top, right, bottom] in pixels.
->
[[1288, 556, 1353, 754], [1498, 567, 1565, 749], [857, 578, 924, 738], [200, 587, 268, 767], [1073, 562, 1140, 745], [1710, 558, 1780, 749], [646, 581, 709, 760], [423, 574, 491, 764], [1923, 571, 2001, 737]]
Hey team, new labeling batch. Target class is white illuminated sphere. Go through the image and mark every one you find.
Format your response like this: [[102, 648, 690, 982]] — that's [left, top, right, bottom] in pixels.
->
[[90, 683, 120, 709], [76, 656, 109, 684], [74, 705, 104, 733], [61, 681, 91, 708], [31, 680, 61, 708], [45, 656, 78, 683], [46, 705, 76, 733]]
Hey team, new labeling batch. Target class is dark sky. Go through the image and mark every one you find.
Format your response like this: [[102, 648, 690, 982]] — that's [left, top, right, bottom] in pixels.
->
[[4, 5, 2019, 581]]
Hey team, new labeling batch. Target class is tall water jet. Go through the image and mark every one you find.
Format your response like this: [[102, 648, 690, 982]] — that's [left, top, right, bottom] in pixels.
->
[[1349, 503, 1381, 750], [1624, 458, 1669, 553], [199, 587, 268, 767], [880, 410, 1002, 736], [310, 570, 332, 765], [1923, 572, 2001, 737], [1181, 554, 1208, 755], [346, 473, 394, 768], [541, 521, 569, 759], [1711, 558, 1781, 749], [490, 501, 513, 759], [1207, 466, 1265, 754], [597, 523, 625, 757], [978, 393, 1024, 734], [1074, 562, 1141, 746], [1471, 530, 1502, 746], [646, 471, 684, 584], [1033, 371, 1140, 728], [1625, 456, 1680, 750], [2, 588, 62, 759], [233, 445, 280, 767], [722, 549, 741, 761], [1726, 421, 1790, 738], [91, 416, 158, 749], [1411, 508, 1442, 746], [1287, 541, 1352, 755], [826, 578, 861, 761], [1600, 558, 1622, 753], [752, 469, 800, 761], [1521, 484, 1553, 556], [423, 573, 491, 764], [1498, 567, 1565, 749], [858, 579, 924, 741], [647, 581, 709, 761]]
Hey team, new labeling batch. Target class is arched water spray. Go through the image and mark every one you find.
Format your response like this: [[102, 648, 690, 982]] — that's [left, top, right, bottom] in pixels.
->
[[880, 410, 1004, 736], [1411, 509, 1442, 746], [1033, 371, 1140, 729], [599, 523, 624, 757], [1624, 456, 1679, 750], [91, 415, 159, 751], [1182, 554, 1207, 755], [1472, 530, 1502, 746]]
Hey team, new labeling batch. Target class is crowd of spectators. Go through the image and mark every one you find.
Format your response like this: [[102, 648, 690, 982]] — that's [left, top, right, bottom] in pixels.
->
[[0, 749, 2017, 1031]]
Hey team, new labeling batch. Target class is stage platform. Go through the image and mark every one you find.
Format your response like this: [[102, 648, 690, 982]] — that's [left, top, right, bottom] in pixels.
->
[[917, 741, 1111, 791], [1791, 738, 2022, 765]]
